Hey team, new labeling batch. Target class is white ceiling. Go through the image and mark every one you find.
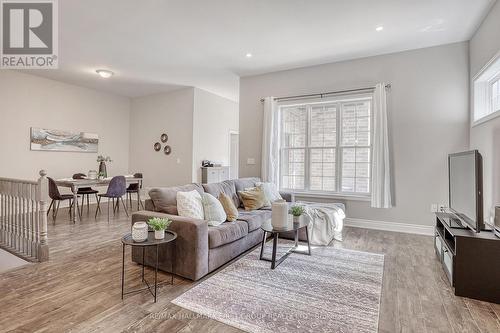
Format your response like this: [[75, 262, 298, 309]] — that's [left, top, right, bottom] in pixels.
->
[[26, 0, 495, 101]]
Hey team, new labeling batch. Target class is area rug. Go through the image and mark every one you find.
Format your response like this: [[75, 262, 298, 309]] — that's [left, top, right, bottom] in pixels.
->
[[172, 243, 385, 333]]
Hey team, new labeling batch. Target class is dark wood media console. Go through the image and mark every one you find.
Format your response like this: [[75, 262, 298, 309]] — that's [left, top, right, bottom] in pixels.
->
[[435, 212, 500, 304]]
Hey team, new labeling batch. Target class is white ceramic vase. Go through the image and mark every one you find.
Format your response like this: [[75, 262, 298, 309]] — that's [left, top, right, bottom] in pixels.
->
[[271, 199, 289, 229], [132, 222, 148, 242], [154, 229, 165, 240]]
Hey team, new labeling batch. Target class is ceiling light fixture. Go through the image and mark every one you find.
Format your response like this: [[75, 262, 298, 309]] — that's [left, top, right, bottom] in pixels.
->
[[375, 26, 384, 32], [96, 69, 114, 78], [245, 53, 253, 58]]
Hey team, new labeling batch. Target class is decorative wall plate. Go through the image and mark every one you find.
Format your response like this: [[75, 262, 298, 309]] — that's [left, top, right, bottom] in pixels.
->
[[164, 145, 172, 155], [154, 142, 161, 151], [160, 133, 168, 143]]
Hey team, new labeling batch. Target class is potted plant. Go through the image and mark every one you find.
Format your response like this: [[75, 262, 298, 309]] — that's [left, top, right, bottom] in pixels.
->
[[290, 205, 305, 222], [97, 155, 112, 178], [148, 217, 172, 240]]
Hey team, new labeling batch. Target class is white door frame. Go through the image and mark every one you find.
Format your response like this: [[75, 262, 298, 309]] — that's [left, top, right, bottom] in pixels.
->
[[228, 130, 239, 179]]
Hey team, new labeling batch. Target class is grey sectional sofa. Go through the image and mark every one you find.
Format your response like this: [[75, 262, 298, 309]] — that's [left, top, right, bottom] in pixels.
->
[[131, 177, 292, 281]]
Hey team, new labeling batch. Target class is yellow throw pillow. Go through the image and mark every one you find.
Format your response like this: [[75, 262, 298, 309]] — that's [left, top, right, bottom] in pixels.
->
[[238, 187, 266, 211], [218, 193, 238, 222]]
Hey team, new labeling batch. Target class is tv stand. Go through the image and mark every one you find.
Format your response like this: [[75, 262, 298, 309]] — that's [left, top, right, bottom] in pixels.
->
[[435, 212, 500, 304]]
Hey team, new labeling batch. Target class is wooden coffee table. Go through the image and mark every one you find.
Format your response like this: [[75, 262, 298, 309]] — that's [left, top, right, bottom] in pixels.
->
[[259, 215, 311, 269]]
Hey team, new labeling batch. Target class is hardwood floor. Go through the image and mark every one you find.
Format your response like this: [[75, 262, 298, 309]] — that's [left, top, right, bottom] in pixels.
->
[[0, 205, 499, 333]]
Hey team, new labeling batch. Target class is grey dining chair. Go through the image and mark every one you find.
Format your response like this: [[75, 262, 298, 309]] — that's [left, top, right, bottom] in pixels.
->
[[126, 173, 144, 211], [47, 177, 82, 223], [95, 176, 129, 222], [73, 173, 99, 213]]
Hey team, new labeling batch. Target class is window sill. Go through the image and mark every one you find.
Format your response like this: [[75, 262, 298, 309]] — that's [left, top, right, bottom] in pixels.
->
[[472, 109, 500, 127], [288, 191, 371, 202]]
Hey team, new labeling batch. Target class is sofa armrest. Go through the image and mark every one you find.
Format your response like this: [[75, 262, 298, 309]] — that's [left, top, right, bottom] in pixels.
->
[[280, 191, 294, 203], [132, 211, 209, 281]]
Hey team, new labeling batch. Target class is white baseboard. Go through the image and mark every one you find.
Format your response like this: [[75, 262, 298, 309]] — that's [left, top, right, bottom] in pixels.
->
[[344, 218, 435, 236]]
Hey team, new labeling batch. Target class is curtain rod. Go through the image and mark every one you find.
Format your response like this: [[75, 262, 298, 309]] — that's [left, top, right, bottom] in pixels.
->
[[259, 83, 391, 103]]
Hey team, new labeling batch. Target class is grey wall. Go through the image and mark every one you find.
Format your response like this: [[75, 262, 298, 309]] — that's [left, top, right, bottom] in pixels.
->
[[469, 0, 500, 223], [0, 70, 131, 181], [129, 88, 195, 187], [239, 42, 470, 226], [192, 88, 239, 182]]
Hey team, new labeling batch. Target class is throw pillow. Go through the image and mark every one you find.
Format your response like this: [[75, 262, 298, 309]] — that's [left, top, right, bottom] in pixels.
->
[[256, 182, 282, 203], [149, 184, 204, 214], [201, 193, 226, 226], [219, 193, 239, 222], [176, 190, 204, 220], [245, 185, 271, 207], [238, 187, 266, 211]]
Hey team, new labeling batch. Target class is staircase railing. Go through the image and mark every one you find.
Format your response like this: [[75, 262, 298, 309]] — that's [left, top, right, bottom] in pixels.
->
[[0, 170, 49, 262]]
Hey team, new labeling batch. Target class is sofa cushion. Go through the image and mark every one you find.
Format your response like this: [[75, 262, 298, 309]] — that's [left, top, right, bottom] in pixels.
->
[[208, 221, 248, 249], [234, 177, 260, 193], [244, 185, 270, 207], [238, 187, 266, 211], [203, 180, 240, 208], [256, 182, 283, 203], [218, 193, 239, 222], [177, 190, 204, 220], [237, 209, 271, 232], [234, 178, 260, 208], [201, 193, 226, 226], [149, 184, 204, 215]]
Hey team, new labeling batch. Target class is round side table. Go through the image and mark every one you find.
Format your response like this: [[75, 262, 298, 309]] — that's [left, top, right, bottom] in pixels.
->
[[259, 215, 311, 269], [121, 230, 177, 303]]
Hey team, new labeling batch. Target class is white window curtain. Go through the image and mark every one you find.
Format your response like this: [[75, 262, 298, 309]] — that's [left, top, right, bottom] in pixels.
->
[[371, 83, 392, 208], [261, 97, 279, 184]]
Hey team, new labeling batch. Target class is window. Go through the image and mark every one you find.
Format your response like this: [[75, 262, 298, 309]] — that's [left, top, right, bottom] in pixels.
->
[[473, 52, 500, 125], [279, 95, 372, 197]]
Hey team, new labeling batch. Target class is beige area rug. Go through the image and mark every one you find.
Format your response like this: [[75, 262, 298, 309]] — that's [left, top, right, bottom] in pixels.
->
[[172, 243, 384, 333]]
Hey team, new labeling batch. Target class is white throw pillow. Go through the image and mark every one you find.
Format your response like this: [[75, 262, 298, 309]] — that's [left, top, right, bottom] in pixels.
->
[[177, 190, 204, 220], [201, 193, 227, 226], [256, 182, 282, 203]]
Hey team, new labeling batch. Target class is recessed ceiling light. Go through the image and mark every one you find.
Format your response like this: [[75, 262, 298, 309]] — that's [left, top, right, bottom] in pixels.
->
[[375, 26, 384, 32], [245, 53, 253, 58], [96, 69, 114, 78]]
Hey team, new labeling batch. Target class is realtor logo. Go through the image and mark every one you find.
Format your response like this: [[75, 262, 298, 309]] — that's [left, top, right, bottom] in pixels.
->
[[1, 0, 58, 68]]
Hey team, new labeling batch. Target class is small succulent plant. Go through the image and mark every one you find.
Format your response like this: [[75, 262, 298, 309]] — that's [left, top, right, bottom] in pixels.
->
[[290, 205, 305, 217], [148, 217, 172, 231]]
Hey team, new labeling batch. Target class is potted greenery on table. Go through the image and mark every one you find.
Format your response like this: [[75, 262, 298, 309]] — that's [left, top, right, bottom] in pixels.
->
[[148, 217, 172, 240], [290, 205, 306, 222]]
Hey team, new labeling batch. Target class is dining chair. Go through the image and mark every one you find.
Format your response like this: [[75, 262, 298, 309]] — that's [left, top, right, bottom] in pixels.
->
[[95, 176, 129, 222], [126, 172, 144, 211], [73, 173, 99, 213], [47, 177, 82, 223]]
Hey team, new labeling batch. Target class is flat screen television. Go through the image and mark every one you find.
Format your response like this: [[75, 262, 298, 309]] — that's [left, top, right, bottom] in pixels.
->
[[448, 150, 484, 232]]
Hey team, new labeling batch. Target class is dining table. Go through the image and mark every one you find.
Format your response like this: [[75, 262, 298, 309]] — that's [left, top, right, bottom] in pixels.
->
[[55, 176, 142, 223]]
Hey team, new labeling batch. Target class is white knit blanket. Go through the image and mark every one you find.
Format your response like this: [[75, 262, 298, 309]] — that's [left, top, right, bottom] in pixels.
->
[[297, 202, 345, 245]]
